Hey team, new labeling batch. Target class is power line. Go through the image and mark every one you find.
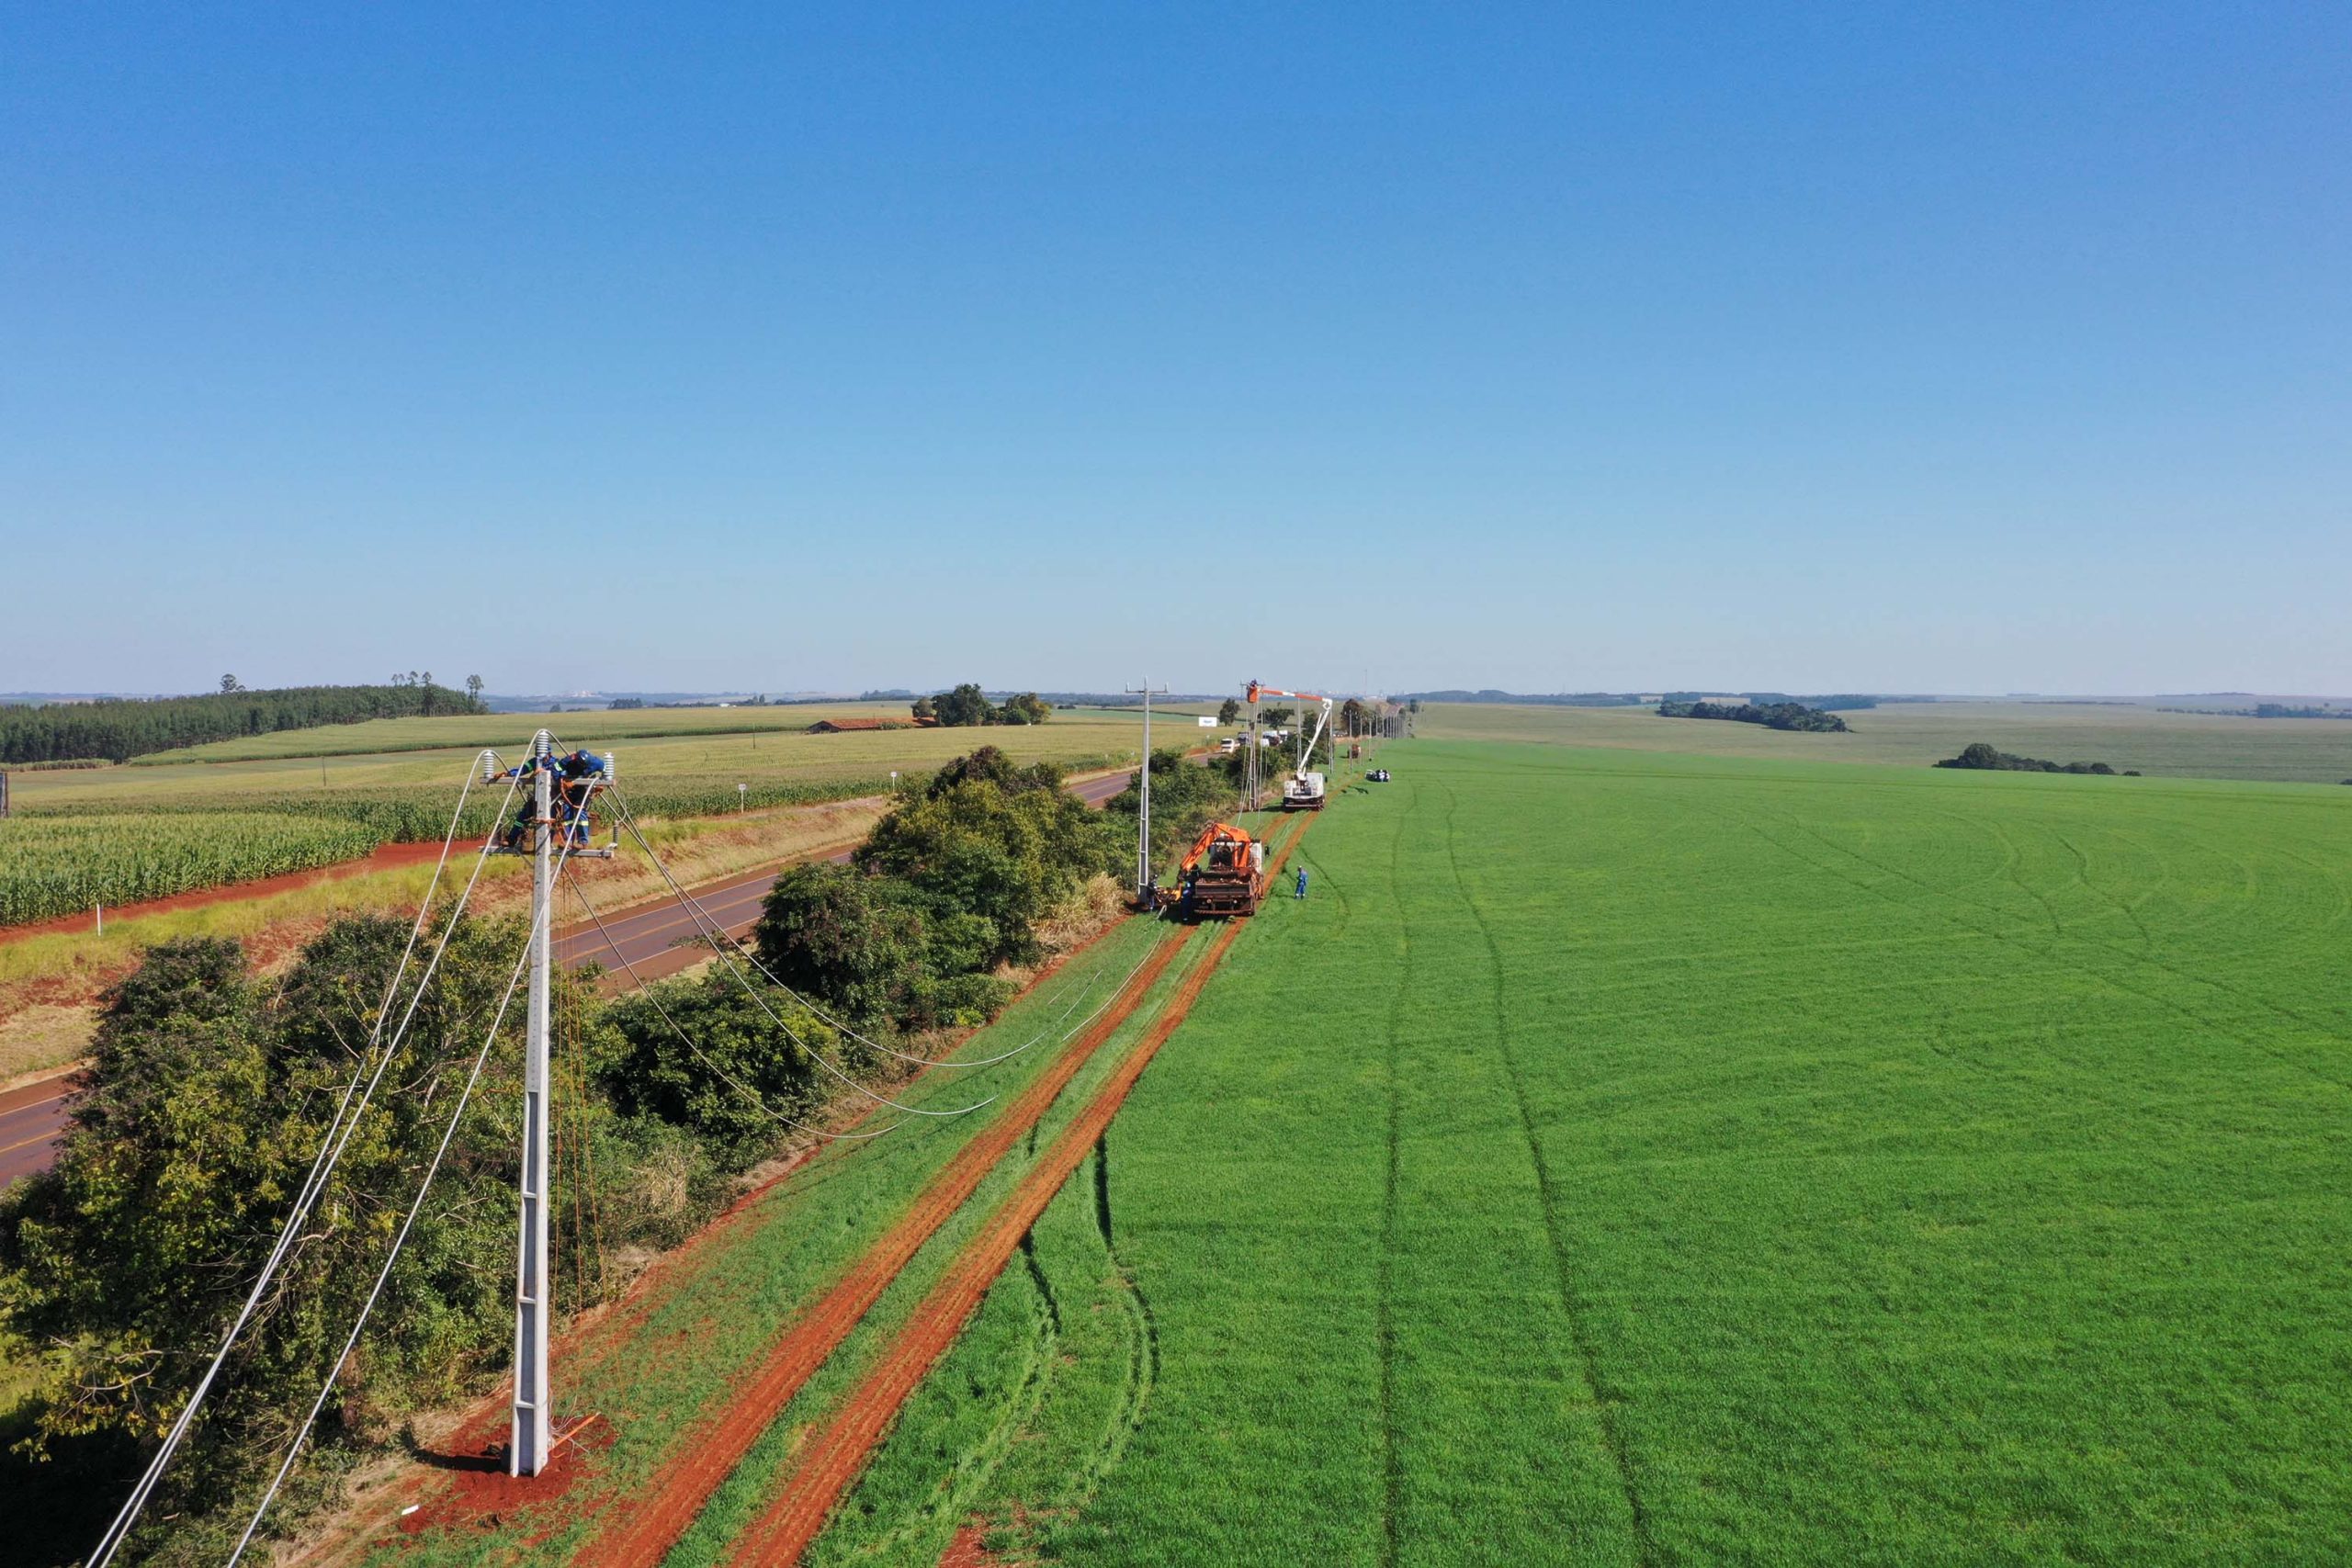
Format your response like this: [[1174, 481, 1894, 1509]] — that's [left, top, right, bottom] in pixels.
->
[[88, 757, 522, 1568], [227, 837, 571, 1562], [565, 867, 901, 1144], [573, 758, 1004, 1073], [597, 785, 994, 1119]]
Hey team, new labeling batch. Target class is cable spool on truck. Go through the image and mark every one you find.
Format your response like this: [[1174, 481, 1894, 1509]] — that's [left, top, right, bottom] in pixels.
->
[[1170, 820, 1268, 919]]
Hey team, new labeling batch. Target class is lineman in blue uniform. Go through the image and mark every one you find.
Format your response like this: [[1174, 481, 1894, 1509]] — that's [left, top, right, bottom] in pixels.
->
[[1294, 866, 1308, 899], [503, 750, 606, 848]]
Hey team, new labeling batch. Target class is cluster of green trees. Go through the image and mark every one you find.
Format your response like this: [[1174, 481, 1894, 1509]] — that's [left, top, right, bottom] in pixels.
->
[[0, 745, 1145, 1559], [1655, 700, 1851, 733], [0, 682, 491, 764], [1103, 748, 1236, 883], [2251, 704, 2351, 720], [1730, 692, 1878, 712], [752, 747, 1125, 1032], [0, 917, 833, 1562], [910, 684, 1054, 728], [1934, 742, 2136, 775], [1398, 690, 1647, 706]]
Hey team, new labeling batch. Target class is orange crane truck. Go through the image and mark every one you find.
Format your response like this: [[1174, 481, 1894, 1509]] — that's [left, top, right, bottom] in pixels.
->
[[1172, 821, 1268, 919]]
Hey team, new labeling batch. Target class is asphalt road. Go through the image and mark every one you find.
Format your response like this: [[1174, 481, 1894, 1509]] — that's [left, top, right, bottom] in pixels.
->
[[0, 1077, 70, 1188], [0, 767, 1139, 1188]]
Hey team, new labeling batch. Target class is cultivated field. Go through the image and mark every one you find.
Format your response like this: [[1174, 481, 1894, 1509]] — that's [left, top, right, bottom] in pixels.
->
[[0, 813, 380, 928], [0, 709, 1159, 928], [1418, 699, 2352, 784], [816, 739, 2352, 1563], [119, 701, 922, 764]]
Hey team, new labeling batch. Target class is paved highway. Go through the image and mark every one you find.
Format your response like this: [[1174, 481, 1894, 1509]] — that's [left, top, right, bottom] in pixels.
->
[[0, 1077, 70, 1188], [0, 767, 1138, 1187]]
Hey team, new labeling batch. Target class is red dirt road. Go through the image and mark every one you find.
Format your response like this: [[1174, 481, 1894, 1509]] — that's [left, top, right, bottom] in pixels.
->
[[722, 816, 1314, 1566], [591, 926, 1193, 1568]]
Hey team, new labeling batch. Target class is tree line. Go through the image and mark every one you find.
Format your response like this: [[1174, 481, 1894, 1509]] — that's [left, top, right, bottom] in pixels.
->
[[0, 742, 1146, 1561], [1656, 700, 1851, 733], [1934, 742, 2136, 775], [910, 683, 1055, 728], [0, 680, 490, 764], [0, 917, 842, 1562], [753, 747, 1124, 1031]]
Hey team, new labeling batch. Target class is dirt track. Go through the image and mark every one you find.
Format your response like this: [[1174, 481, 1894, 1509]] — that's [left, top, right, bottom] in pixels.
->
[[592, 926, 1193, 1568], [720, 814, 1314, 1565]]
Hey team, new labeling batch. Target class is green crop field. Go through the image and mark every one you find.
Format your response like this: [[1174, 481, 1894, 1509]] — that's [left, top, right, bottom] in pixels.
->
[[0, 813, 382, 927], [120, 701, 904, 763], [13, 710, 1156, 818], [1416, 699, 2352, 784], [0, 712, 1160, 926], [818, 738, 2352, 1564]]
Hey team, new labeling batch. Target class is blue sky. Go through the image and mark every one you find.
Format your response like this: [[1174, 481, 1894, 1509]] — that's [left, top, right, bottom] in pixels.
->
[[3, 5, 2346, 697]]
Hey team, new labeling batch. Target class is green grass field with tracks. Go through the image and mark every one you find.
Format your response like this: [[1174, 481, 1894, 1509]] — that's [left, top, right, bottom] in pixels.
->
[[819, 738, 2352, 1564], [1417, 699, 2352, 784]]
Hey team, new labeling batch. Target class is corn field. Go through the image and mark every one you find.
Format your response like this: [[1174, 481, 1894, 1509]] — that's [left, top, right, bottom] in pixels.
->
[[0, 753, 1133, 930], [0, 813, 381, 927]]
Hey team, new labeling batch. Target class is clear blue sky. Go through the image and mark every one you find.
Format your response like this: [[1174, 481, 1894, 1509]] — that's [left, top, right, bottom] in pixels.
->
[[4, 5, 2346, 698]]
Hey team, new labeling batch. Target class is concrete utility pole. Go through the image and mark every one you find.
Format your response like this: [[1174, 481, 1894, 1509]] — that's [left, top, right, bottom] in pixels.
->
[[1244, 684, 1260, 811], [1125, 682, 1167, 900], [513, 731, 553, 1475]]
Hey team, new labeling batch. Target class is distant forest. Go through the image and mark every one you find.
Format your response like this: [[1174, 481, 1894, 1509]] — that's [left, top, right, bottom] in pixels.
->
[[1935, 742, 2135, 776], [0, 681, 488, 764], [1657, 700, 1851, 733], [1404, 690, 1883, 711]]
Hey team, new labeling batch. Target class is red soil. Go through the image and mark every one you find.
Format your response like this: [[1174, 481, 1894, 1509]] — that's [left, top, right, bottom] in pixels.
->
[[290, 916, 1142, 1566], [392, 1416, 613, 1545], [723, 817, 1313, 1566], [0, 839, 463, 946], [592, 928, 1193, 1568], [937, 1522, 1004, 1567]]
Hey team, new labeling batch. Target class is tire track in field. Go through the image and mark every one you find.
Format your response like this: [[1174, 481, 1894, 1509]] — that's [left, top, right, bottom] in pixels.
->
[[1782, 809, 2352, 1074], [719, 815, 1316, 1566], [849, 1235, 1066, 1566], [2052, 829, 2154, 948], [1747, 794, 2348, 1043], [1374, 786, 1413, 1568], [1434, 780, 1654, 1565], [1078, 1134, 1159, 1503], [587, 929, 1194, 1568], [1721, 807, 2352, 1100]]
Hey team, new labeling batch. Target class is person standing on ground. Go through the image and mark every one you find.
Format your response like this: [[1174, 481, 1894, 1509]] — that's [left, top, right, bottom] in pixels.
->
[[1295, 866, 1308, 899]]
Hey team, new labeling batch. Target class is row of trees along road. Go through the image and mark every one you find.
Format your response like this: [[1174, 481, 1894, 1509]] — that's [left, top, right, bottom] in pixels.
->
[[0, 680, 491, 764], [0, 743, 1176, 1561], [754, 747, 1126, 1031]]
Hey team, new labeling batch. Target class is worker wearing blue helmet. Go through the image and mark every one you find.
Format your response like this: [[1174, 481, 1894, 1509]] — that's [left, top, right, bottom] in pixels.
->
[[502, 750, 607, 848]]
